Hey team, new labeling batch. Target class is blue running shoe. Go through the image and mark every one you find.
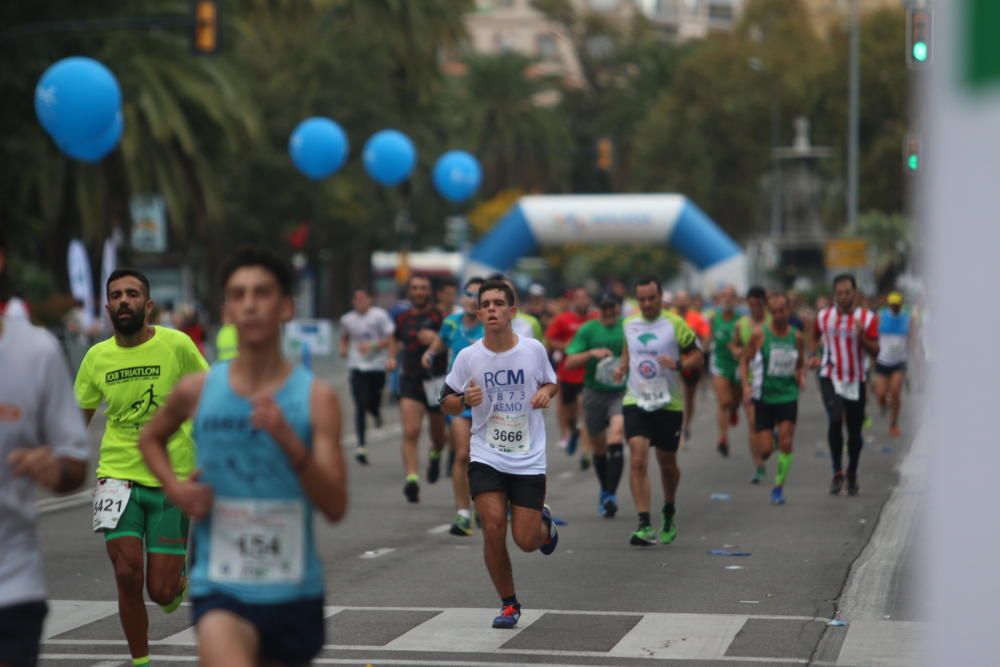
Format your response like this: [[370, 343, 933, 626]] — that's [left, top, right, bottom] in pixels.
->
[[598, 491, 609, 517], [540, 505, 558, 555], [492, 604, 521, 629], [770, 486, 785, 505], [566, 429, 580, 456], [603, 493, 618, 518]]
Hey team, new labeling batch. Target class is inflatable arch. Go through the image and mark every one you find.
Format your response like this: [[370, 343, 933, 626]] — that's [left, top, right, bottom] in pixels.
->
[[466, 195, 747, 292]]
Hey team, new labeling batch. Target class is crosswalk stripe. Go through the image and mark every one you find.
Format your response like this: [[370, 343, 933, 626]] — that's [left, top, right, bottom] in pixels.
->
[[384, 607, 542, 652], [42, 600, 119, 640], [610, 612, 747, 660]]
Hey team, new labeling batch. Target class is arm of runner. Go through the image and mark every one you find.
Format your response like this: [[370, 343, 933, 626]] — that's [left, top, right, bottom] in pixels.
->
[[339, 330, 349, 359], [422, 334, 446, 369], [613, 344, 630, 383], [74, 352, 101, 427], [139, 372, 213, 518], [564, 324, 604, 369], [299, 381, 348, 522], [796, 330, 807, 389], [81, 408, 96, 426], [385, 335, 398, 371], [858, 313, 880, 357], [740, 330, 762, 401], [529, 382, 558, 409]]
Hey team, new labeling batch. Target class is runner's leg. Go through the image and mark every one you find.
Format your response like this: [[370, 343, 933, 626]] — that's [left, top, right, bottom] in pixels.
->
[[605, 415, 626, 495], [510, 505, 548, 553], [475, 490, 515, 599], [399, 397, 425, 478], [845, 387, 866, 488], [196, 610, 258, 667], [655, 448, 680, 504], [889, 370, 905, 430], [349, 370, 367, 446], [713, 375, 733, 450], [146, 553, 186, 606], [450, 417, 472, 514], [628, 436, 651, 515], [106, 537, 150, 660]]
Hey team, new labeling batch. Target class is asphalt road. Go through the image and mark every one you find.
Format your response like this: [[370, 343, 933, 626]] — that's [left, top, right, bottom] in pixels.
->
[[33, 358, 922, 666]]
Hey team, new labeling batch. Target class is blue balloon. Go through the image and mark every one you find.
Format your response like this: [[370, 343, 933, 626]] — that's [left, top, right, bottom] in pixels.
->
[[433, 151, 482, 203], [59, 111, 123, 164], [35, 56, 122, 146], [363, 130, 416, 186], [289, 117, 349, 180]]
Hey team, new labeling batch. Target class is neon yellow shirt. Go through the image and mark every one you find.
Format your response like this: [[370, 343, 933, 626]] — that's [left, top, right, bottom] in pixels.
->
[[215, 323, 238, 361], [75, 326, 208, 486]]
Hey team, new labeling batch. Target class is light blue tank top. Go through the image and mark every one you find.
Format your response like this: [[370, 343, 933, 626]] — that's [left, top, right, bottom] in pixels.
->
[[879, 308, 911, 336], [190, 361, 324, 604]]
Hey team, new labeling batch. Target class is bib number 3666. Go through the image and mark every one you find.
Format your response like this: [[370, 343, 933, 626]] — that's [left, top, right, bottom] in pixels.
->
[[487, 412, 530, 455]]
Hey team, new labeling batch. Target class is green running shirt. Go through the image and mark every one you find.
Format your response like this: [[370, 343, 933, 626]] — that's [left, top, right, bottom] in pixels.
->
[[566, 318, 626, 392], [75, 326, 208, 486], [755, 325, 800, 404]]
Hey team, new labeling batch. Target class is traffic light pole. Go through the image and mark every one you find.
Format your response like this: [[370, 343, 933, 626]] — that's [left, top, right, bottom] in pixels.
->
[[847, 0, 860, 234]]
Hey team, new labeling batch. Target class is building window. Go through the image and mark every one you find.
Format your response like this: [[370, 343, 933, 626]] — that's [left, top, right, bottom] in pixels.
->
[[536, 33, 558, 60], [708, 2, 733, 22]]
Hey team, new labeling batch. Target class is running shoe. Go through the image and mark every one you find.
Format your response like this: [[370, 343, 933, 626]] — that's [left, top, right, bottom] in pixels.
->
[[540, 505, 558, 555], [889, 425, 902, 438], [847, 474, 859, 496], [580, 453, 591, 471], [427, 454, 441, 484], [770, 486, 785, 505], [598, 491, 609, 517], [829, 472, 845, 495], [566, 430, 580, 456], [751, 465, 766, 484], [161, 576, 187, 614], [717, 441, 729, 458], [450, 514, 473, 536], [629, 525, 656, 547], [863, 416, 873, 430], [492, 603, 521, 629], [603, 493, 618, 519], [404, 479, 420, 503], [355, 446, 369, 466], [557, 436, 569, 450], [659, 513, 677, 545]]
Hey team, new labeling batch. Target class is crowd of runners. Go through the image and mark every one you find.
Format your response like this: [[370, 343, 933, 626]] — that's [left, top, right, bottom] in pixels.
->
[[1, 232, 925, 667]]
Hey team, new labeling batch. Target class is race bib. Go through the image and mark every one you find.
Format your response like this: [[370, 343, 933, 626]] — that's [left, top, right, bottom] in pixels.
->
[[594, 356, 623, 387], [486, 412, 530, 455], [880, 335, 907, 365], [768, 347, 798, 377], [833, 378, 860, 401], [92, 478, 131, 532], [209, 499, 304, 584], [423, 375, 446, 406], [637, 376, 670, 411]]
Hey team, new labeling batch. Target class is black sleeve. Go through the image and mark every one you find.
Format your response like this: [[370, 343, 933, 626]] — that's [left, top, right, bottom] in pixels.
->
[[679, 339, 702, 356], [440, 382, 462, 402]]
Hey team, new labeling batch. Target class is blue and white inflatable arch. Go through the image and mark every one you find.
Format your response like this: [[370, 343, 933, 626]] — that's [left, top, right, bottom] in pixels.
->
[[466, 195, 746, 291]]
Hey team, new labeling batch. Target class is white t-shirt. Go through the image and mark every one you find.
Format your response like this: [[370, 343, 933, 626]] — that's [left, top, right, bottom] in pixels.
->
[[512, 316, 534, 340], [444, 336, 557, 475], [0, 317, 90, 606], [340, 307, 394, 372]]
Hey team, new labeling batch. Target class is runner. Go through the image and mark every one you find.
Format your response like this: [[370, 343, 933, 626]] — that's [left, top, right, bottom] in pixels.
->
[[139, 247, 347, 667], [440, 279, 559, 629], [615, 276, 703, 547], [810, 273, 879, 496], [422, 276, 485, 536], [435, 276, 459, 317], [545, 288, 597, 459], [388, 275, 447, 503], [1, 310, 90, 667], [709, 285, 741, 457], [672, 291, 711, 444], [731, 285, 770, 483], [564, 292, 627, 518], [874, 291, 911, 438], [339, 288, 395, 465], [741, 294, 805, 505], [74, 268, 209, 667]]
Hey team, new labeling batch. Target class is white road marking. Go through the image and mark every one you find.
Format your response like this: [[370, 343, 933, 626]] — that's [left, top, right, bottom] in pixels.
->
[[41, 658, 814, 667], [385, 607, 540, 652], [42, 600, 118, 639], [427, 523, 453, 534], [557, 470, 574, 480], [359, 547, 396, 559], [609, 612, 748, 660], [837, 620, 924, 667]]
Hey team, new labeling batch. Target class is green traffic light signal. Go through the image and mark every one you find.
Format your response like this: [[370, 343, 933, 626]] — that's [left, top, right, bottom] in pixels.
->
[[912, 41, 928, 63], [907, 154, 919, 171]]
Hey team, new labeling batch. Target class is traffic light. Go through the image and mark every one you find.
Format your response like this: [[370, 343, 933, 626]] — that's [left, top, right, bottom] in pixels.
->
[[192, 0, 220, 55], [596, 137, 613, 172], [903, 134, 921, 173], [906, 7, 931, 68]]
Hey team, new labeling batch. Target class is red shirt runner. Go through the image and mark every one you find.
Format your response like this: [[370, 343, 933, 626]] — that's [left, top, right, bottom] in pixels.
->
[[545, 309, 597, 384], [814, 306, 879, 384]]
